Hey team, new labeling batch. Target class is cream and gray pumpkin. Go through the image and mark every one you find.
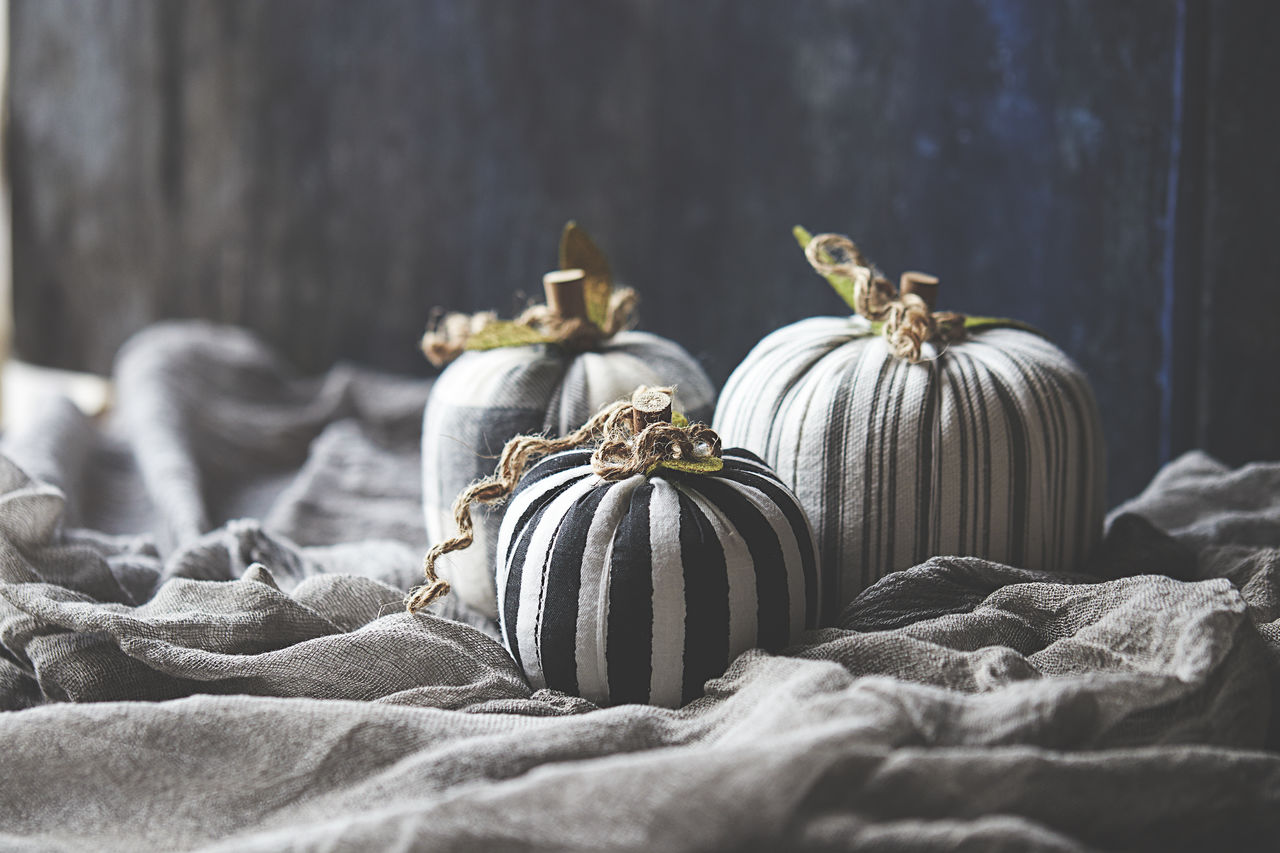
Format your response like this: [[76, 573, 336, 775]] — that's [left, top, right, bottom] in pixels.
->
[[423, 337, 715, 616], [714, 250, 1106, 615], [495, 447, 818, 707]]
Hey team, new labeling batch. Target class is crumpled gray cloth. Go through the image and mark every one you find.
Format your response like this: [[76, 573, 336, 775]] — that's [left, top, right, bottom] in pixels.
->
[[1, 322, 1278, 852]]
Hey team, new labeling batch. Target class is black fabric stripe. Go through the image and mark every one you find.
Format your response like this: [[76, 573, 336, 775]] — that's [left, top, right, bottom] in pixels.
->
[[500, 466, 588, 665], [538, 355, 576, 434], [915, 363, 941, 564], [724, 447, 770, 469], [719, 461, 820, 629], [514, 449, 595, 491], [538, 482, 610, 697], [859, 357, 894, 593], [821, 343, 865, 611], [501, 489, 562, 674], [957, 353, 995, 556], [985, 365, 1030, 565], [504, 464, 593, 564], [944, 366, 969, 555], [688, 475, 790, 650], [605, 482, 655, 705], [677, 490, 730, 704], [881, 359, 905, 571]]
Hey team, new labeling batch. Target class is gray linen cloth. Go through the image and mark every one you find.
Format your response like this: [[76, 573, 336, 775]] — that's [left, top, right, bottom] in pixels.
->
[[1, 322, 1278, 852]]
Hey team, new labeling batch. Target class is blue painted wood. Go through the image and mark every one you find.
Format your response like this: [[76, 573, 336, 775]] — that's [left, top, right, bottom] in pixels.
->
[[9, 0, 1277, 504]]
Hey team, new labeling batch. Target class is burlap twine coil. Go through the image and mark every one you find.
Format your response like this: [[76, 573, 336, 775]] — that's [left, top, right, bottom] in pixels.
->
[[406, 387, 721, 613], [804, 233, 966, 363]]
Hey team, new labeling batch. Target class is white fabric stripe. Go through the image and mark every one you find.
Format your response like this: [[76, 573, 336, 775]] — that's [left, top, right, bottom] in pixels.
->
[[495, 465, 592, 622], [576, 474, 645, 705], [646, 480, 686, 707], [845, 340, 893, 596], [682, 488, 756, 660], [890, 358, 931, 572], [512, 476, 600, 689]]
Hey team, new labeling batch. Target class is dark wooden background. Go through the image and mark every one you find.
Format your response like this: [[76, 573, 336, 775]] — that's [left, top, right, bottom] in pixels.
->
[[8, 0, 1279, 505]]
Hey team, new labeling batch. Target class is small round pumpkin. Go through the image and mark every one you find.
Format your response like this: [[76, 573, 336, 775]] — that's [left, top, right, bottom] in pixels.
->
[[411, 388, 820, 708], [714, 230, 1106, 614], [421, 225, 715, 617]]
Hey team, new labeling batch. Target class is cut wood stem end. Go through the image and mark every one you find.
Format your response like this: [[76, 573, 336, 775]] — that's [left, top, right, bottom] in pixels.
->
[[543, 269, 589, 321], [631, 388, 673, 433], [900, 271, 940, 311]]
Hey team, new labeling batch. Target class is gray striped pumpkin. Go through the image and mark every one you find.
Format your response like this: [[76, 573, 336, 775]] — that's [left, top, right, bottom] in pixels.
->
[[496, 446, 819, 707], [423, 336, 716, 616], [714, 316, 1106, 615]]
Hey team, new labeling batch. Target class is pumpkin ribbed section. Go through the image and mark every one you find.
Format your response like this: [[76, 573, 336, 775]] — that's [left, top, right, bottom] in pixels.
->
[[495, 448, 818, 708], [422, 331, 716, 616], [714, 318, 1106, 615]]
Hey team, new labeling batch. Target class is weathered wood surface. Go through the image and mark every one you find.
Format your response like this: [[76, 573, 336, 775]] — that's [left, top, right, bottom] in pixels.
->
[[8, 0, 1279, 503]]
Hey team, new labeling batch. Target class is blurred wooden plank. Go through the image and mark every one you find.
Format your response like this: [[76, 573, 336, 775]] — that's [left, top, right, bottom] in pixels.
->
[[8, 0, 1195, 502], [0, 0, 10, 423], [1194, 1, 1280, 467]]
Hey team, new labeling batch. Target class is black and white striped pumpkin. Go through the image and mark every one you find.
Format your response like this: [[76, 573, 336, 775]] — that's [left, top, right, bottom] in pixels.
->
[[714, 233, 1106, 613], [495, 446, 819, 708]]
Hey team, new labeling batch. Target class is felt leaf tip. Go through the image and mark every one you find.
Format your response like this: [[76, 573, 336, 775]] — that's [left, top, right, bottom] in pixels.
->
[[559, 221, 613, 329], [793, 225, 858, 312], [464, 321, 554, 351]]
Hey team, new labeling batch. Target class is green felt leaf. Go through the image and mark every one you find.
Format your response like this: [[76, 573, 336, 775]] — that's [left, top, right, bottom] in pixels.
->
[[559, 221, 613, 329], [648, 457, 724, 477], [464, 321, 554, 352], [794, 225, 857, 311]]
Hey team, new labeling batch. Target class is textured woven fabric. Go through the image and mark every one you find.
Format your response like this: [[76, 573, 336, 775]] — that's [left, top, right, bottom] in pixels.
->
[[0, 322, 1278, 852], [715, 318, 1106, 612], [496, 448, 818, 707], [422, 332, 716, 616]]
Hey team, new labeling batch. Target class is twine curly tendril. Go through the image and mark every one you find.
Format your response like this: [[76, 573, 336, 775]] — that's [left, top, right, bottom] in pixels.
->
[[804, 234, 966, 363], [419, 286, 637, 368], [405, 387, 721, 613]]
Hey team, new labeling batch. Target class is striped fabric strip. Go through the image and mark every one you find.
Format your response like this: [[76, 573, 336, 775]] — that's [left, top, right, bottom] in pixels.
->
[[497, 448, 819, 708], [422, 331, 717, 616], [714, 319, 1106, 614]]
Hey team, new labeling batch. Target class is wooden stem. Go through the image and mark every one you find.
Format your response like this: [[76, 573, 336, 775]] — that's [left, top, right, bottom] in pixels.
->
[[631, 387, 673, 433], [543, 269, 589, 321], [900, 271, 940, 311]]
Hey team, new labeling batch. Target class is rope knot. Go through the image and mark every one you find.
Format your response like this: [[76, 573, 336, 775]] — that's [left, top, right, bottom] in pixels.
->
[[804, 232, 964, 363]]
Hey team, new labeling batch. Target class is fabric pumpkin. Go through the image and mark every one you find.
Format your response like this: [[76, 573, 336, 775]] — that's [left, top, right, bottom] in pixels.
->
[[421, 225, 716, 616], [495, 446, 818, 707], [714, 230, 1106, 615], [408, 388, 821, 708]]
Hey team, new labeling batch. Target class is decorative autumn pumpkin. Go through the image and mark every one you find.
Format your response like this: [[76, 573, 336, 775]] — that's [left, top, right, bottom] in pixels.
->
[[409, 388, 820, 708], [714, 229, 1106, 615], [420, 224, 716, 617]]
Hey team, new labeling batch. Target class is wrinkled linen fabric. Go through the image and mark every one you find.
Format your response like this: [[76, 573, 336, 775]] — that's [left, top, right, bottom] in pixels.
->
[[0, 322, 1277, 852]]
